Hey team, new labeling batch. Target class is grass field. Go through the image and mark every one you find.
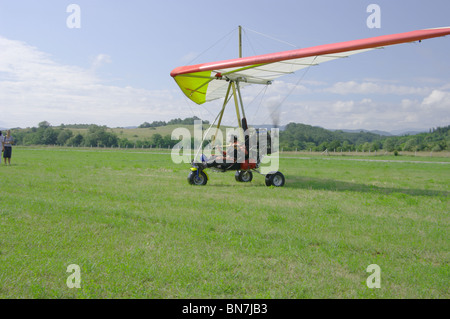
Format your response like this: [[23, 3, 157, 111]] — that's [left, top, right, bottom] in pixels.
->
[[0, 147, 448, 298]]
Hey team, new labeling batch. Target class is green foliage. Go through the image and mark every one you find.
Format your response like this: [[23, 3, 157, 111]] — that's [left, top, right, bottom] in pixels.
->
[[138, 116, 209, 128], [84, 125, 118, 147], [11, 121, 187, 149], [67, 133, 84, 147], [383, 138, 396, 152], [280, 123, 449, 152], [56, 129, 73, 145]]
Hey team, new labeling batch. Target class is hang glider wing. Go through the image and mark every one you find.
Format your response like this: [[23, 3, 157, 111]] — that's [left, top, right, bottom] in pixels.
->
[[171, 27, 450, 105]]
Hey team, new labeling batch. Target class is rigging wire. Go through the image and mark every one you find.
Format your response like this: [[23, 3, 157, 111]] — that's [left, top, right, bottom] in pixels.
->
[[187, 27, 238, 65], [242, 27, 257, 57], [249, 85, 269, 125], [261, 56, 318, 126], [244, 27, 299, 49]]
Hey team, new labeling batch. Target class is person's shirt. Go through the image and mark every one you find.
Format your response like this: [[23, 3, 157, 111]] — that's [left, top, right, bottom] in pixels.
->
[[3, 136, 13, 147]]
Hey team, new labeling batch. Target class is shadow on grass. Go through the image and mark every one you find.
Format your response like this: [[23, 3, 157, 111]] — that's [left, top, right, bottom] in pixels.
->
[[286, 176, 449, 197]]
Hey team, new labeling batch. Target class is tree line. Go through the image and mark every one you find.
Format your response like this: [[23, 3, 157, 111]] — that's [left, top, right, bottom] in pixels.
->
[[10, 120, 449, 152], [12, 121, 181, 149], [279, 123, 449, 152], [138, 116, 209, 128]]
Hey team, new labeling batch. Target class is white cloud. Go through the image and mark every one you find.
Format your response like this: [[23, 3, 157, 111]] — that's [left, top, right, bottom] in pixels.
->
[[278, 94, 449, 131], [332, 100, 354, 112], [325, 80, 431, 96], [0, 36, 190, 128], [422, 90, 450, 109], [400, 98, 419, 111], [90, 54, 112, 70]]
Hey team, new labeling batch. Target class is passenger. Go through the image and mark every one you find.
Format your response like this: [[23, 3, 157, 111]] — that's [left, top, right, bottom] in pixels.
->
[[204, 135, 246, 169]]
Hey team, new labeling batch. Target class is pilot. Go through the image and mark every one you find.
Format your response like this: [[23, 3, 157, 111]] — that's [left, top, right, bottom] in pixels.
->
[[203, 134, 246, 169]]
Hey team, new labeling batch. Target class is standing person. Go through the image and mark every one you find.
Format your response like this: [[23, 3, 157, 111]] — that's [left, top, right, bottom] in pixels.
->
[[0, 131, 3, 156], [3, 130, 14, 165]]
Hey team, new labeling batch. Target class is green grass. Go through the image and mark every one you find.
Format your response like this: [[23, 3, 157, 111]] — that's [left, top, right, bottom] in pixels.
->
[[0, 147, 448, 298]]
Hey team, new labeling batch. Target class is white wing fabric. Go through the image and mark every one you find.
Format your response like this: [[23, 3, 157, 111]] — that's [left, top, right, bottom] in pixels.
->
[[171, 27, 450, 105]]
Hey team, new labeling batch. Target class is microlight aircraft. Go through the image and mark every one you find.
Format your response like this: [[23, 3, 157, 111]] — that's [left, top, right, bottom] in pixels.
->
[[170, 26, 450, 186]]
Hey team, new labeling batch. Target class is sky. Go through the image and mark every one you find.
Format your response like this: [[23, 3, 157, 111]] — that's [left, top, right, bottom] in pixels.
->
[[0, 0, 449, 132]]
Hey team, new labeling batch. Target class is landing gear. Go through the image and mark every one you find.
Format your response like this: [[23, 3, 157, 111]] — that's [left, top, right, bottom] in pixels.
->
[[187, 167, 285, 187], [264, 171, 285, 187]]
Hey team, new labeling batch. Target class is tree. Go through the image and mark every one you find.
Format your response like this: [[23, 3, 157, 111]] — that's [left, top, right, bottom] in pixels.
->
[[316, 142, 328, 152], [67, 133, 84, 146], [383, 138, 396, 152], [342, 141, 351, 151], [328, 140, 341, 151], [151, 133, 163, 148], [84, 125, 118, 147], [42, 127, 58, 145], [403, 138, 418, 152], [38, 121, 51, 129], [139, 122, 151, 128], [372, 141, 382, 151], [57, 130, 73, 145], [362, 142, 371, 152]]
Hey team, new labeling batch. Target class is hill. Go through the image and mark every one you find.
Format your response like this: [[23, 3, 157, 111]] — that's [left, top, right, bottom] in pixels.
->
[[279, 123, 449, 152], [330, 128, 392, 136], [279, 123, 387, 152]]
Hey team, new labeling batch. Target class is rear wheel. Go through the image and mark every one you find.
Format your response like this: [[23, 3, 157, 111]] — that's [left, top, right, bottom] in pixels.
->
[[188, 170, 208, 185], [265, 172, 285, 187], [270, 172, 285, 187], [235, 170, 253, 183]]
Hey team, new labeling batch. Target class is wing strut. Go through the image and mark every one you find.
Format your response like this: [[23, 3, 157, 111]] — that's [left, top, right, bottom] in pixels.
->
[[232, 81, 242, 131], [211, 78, 249, 145], [212, 82, 232, 145]]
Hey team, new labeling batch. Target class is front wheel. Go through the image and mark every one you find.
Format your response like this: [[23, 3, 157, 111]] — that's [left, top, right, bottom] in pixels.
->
[[188, 170, 208, 186], [265, 171, 285, 187]]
